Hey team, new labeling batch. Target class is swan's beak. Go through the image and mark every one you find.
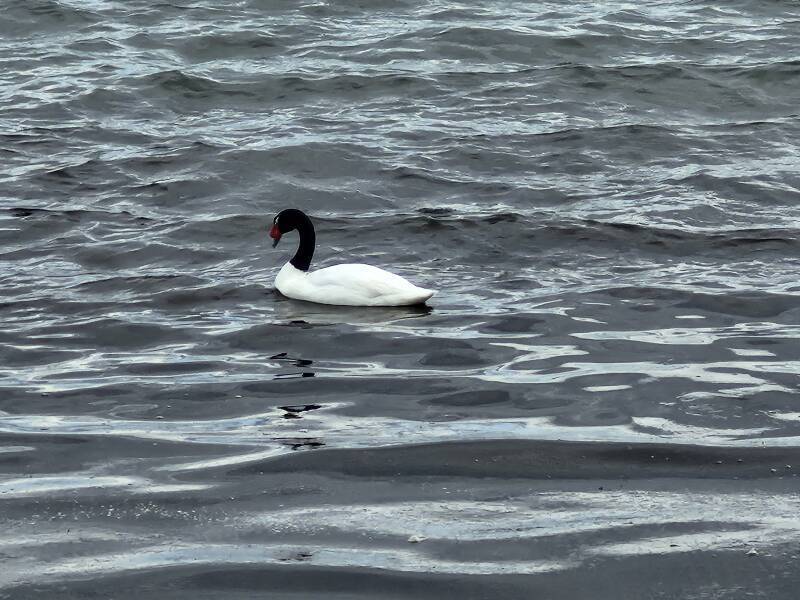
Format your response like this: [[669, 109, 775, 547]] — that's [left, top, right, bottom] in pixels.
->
[[269, 224, 281, 248]]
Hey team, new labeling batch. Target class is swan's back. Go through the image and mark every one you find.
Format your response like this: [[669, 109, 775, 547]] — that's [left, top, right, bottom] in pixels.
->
[[276, 262, 434, 306]]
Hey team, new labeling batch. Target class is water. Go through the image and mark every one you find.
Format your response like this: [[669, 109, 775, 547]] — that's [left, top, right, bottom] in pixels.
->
[[2, 0, 800, 597]]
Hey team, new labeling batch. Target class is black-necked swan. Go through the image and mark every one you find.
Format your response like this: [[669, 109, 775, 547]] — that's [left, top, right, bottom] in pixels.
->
[[268, 208, 435, 307]]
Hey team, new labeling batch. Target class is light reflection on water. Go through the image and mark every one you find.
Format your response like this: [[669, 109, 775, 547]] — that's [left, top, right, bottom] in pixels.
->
[[0, 410, 789, 450], [3, 488, 798, 588]]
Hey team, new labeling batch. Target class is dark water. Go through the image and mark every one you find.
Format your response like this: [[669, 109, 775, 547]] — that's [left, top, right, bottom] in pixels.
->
[[2, 0, 800, 597]]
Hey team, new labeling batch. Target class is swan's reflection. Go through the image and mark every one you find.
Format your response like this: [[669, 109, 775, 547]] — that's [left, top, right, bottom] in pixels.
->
[[272, 295, 432, 325]]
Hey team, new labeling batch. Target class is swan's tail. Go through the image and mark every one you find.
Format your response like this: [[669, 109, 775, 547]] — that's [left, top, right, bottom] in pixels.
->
[[409, 287, 435, 305]]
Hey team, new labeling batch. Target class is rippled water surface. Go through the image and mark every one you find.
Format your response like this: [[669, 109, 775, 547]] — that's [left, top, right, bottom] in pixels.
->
[[2, 0, 800, 597]]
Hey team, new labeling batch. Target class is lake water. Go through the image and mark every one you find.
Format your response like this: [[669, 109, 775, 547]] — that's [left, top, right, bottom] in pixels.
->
[[2, 1, 800, 597]]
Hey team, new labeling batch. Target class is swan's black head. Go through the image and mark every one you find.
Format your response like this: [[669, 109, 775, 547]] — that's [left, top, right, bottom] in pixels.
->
[[269, 208, 308, 248], [268, 208, 316, 271]]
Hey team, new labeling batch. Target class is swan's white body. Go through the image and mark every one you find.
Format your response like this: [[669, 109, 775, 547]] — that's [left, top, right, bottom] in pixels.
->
[[275, 262, 435, 306]]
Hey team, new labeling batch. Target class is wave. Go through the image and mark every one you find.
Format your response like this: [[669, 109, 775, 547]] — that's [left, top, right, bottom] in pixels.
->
[[389, 210, 800, 250], [122, 69, 439, 103]]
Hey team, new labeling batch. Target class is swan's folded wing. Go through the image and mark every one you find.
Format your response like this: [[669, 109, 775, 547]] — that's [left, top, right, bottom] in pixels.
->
[[305, 263, 433, 305]]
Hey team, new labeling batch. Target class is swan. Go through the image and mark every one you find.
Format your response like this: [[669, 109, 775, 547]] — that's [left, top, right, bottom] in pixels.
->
[[268, 208, 435, 307]]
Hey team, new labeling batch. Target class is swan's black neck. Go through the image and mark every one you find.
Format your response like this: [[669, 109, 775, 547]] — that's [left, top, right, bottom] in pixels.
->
[[279, 209, 315, 271], [291, 216, 315, 271]]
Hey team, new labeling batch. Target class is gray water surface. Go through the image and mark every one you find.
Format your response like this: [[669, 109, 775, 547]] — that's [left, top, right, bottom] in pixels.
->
[[2, 1, 800, 597]]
